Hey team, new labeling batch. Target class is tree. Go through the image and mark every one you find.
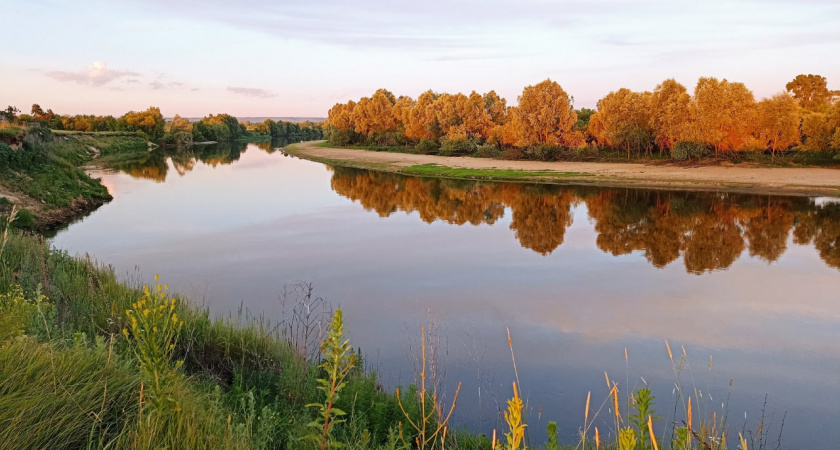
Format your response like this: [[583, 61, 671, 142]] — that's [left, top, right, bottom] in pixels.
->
[[483, 90, 507, 126], [693, 77, 756, 156], [573, 108, 595, 131], [326, 101, 356, 131], [403, 90, 439, 141], [119, 107, 166, 141], [591, 88, 654, 157], [650, 79, 691, 152], [31, 104, 46, 119], [756, 93, 801, 158], [512, 79, 577, 147], [786, 74, 831, 111], [1, 106, 20, 123], [351, 90, 398, 138]]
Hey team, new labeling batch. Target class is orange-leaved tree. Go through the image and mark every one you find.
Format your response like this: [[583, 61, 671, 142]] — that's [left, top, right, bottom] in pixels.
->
[[512, 79, 577, 147]]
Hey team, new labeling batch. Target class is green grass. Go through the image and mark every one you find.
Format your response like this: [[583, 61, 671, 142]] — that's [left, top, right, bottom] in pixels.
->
[[52, 130, 143, 137], [401, 163, 593, 180], [0, 129, 154, 227], [0, 141, 111, 211], [0, 126, 23, 139]]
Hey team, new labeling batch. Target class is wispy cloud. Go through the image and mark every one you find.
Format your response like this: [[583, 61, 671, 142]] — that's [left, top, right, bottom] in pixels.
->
[[150, 75, 188, 90], [227, 86, 277, 99], [47, 61, 139, 86]]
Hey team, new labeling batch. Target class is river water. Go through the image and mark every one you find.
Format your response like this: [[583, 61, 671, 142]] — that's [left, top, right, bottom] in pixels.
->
[[51, 142, 840, 448]]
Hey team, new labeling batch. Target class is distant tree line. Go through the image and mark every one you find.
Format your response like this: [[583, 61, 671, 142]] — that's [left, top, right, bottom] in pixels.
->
[[325, 74, 840, 160], [8, 106, 324, 145]]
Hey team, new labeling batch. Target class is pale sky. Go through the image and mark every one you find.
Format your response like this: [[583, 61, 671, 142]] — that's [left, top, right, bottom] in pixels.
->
[[2, 0, 838, 117]]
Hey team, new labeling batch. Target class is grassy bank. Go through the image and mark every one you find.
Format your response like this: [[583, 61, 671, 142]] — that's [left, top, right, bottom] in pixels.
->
[[402, 163, 592, 181], [0, 126, 158, 230], [0, 229, 446, 449]]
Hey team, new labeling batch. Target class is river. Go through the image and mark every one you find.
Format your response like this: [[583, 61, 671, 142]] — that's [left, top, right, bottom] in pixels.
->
[[51, 141, 840, 448]]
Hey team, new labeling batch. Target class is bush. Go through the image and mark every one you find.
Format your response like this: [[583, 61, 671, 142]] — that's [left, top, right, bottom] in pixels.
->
[[438, 137, 477, 156], [473, 144, 502, 158], [672, 141, 709, 161], [13, 209, 34, 230], [523, 145, 564, 161], [573, 146, 600, 159], [415, 138, 440, 155]]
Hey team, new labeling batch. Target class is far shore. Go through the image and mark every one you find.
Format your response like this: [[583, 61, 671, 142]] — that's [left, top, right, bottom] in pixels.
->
[[286, 141, 840, 197]]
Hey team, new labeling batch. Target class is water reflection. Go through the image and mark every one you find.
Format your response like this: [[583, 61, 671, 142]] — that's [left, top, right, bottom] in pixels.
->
[[108, 138, 294, 183], [329, 167, 840, 272]]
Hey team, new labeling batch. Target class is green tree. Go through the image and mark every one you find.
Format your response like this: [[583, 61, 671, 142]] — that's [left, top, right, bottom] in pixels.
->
[[1, 106, 20, 123]]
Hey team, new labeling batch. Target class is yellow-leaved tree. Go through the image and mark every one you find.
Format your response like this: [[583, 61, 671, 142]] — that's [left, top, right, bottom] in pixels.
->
[[650, 79, 691, 153], [756, 93, 801, 158], [692, 77, 757, 156], [512, 79, 577, 147]]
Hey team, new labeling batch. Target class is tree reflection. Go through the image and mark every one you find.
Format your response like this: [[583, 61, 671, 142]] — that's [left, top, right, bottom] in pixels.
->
[[329, 167, 840, 272]]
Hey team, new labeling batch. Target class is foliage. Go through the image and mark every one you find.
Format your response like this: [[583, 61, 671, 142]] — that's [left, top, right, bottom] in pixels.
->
[[306, 310, 357, 449], [1, 105, 20, 123], [523, 144, 565, 161], [473, 143, 502, 158], [503, 382, 526, 450], [325, 73, 840, 162], [546, 421, 559, 450], [120, 107, 166, 141], [123, 276, 185, 416], [785, 74, 836, 111], [438, 136, 477, 156], [401, 163, 588, 180], [628, 388, 661, 450], [618, 428, 638, 450], [416, 138, 440, 154], [671, 141, 709, 161], [0, 140, 111, 212], [0, 284, 46, 342]]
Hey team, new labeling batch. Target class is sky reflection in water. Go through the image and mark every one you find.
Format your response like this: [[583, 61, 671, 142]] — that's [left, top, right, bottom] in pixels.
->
[[51, 144, 840, 447]]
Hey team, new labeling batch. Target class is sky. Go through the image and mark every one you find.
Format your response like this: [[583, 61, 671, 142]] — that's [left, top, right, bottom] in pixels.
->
[[1, 0, 839, 118]]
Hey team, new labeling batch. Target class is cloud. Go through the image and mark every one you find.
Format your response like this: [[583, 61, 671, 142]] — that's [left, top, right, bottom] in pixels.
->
[[149, 75, 188, 90], [47, 61, 138, 86], [227, 86, 277, 99]]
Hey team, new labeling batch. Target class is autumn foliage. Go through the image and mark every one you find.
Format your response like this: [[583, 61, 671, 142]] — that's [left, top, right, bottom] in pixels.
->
[[327, 75, 840, 159]]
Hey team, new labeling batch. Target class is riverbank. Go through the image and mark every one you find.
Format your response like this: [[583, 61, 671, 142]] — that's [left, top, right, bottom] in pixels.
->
[[286, 141, 840, 197], [0, 129, 126, 230]]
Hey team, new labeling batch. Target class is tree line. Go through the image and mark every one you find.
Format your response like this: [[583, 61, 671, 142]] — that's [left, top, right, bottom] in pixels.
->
[[3, 105, 324, 145], [325, 74, 840, 159]]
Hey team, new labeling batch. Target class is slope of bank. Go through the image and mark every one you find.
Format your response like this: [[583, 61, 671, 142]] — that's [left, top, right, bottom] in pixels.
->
[[286, 141, 840, 197], [0, 128, 161, 230]]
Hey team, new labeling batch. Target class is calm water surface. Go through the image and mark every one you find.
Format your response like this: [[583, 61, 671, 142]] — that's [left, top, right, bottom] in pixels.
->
[[52, 142, 840, 448]]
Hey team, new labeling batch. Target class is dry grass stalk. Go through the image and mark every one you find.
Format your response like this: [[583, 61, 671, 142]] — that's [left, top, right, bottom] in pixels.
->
[[648, 415, 659, 450]]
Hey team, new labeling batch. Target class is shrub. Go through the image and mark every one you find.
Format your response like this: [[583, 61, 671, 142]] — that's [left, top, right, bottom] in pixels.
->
[[474, 144, 502, 158], [672, 141, 709, 161], [13, 209, 34, 230], [671, 144, 689, 161], [523, 145, 564, 161], [438, 137, 477, 156], [415, 138, 440, 155]]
